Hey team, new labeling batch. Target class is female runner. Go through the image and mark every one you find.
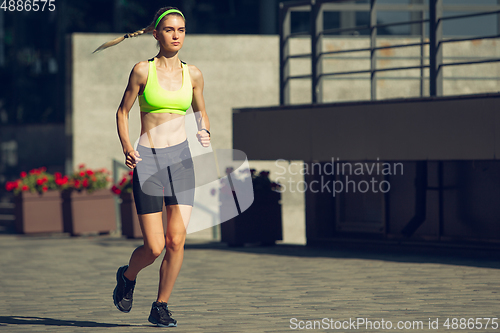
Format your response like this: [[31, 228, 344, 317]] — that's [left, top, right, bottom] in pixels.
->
[[95, 7, 210, 327]]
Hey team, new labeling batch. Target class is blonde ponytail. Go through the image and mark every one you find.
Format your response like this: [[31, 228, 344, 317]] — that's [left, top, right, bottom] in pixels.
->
[[92, 7, 183, 54], [92, 25, 155, 54]]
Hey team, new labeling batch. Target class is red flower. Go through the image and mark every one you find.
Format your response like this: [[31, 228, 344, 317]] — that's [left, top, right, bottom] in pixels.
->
[[82, 179, 89, 188], [79, 171, 85, 177], [56, 176, 68, 186], [40, 167, 47, 172], [5, 182, 16, 191], [20, 171, 27, 178], [54, 172, 62, 179], [119, 177, 127, 186], [111, 185, 121, 195], [36, 179, 44, 185], [22, 185, 29, 191], [30, 169, 41, 175], [129, 171, 133, 176], [74, 180, 81, 188], [86, 170, 94, 176], [42, 186, 48, 192], [78, 163, 85, 169]]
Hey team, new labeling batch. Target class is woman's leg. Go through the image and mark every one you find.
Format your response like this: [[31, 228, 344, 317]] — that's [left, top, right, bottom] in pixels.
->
[[156, 204, 192, 303], [125, 163, 166, 281], [124, 212, 166, 281], [113, 210, 165, 313]]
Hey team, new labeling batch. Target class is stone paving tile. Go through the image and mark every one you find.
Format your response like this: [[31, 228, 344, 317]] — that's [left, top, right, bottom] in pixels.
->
[[1, 234, 500, 332]]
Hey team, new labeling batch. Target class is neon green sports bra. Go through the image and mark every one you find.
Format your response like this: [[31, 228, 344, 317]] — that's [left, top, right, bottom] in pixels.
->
[[138, 58, 193, 114]]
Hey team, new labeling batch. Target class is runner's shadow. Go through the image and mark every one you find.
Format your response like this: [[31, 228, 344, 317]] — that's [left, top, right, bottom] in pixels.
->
[[0, 316, 132, 328]]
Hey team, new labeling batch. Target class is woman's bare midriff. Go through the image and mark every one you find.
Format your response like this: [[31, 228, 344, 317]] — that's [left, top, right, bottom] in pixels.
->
[[138, 111, 187, 148]]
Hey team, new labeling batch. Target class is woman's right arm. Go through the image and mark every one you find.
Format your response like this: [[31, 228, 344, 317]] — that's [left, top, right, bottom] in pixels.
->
[[116, 62, 146, 169]]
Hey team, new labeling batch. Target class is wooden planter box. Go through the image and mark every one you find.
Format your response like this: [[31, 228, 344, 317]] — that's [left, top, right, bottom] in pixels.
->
[[120, 192, 142, 239], [62, 189, 116, 236], [221, 191, 282, 246], [14, 191, 64, 234]]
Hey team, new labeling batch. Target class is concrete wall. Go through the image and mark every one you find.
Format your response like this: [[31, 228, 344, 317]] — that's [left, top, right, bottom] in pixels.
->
[[233, 93, 500, 161]]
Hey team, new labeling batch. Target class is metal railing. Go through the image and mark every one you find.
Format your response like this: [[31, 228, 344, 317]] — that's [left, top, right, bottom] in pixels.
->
[[279, 0, 500, 105]]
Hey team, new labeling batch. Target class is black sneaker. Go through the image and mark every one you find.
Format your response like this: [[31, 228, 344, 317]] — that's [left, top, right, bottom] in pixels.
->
[[148, 302, 177, 327], [112, 265, 136, 313]]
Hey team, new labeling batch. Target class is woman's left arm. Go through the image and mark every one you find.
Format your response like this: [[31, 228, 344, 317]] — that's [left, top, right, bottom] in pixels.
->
[[190, 65, 211, 147]]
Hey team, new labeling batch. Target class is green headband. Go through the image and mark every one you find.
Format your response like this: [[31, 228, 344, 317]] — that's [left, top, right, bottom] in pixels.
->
[[155, 9, 185, 29]]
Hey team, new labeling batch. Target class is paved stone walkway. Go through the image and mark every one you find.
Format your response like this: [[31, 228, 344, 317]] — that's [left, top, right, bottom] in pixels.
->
[[1, 234, 500, 332]]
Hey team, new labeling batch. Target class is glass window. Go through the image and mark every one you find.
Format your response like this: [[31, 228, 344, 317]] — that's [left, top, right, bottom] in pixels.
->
[[324, 11, 341, 33], [442, 11, 497, 36], [291, 11, 310, 34], [376, 11, 412, 35]]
